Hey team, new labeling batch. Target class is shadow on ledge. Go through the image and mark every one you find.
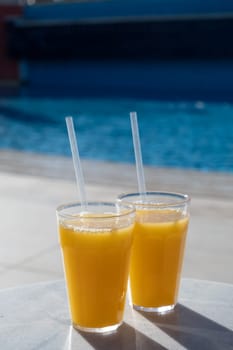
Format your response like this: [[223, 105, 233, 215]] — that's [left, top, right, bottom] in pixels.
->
[[138, 303, 233, 350]]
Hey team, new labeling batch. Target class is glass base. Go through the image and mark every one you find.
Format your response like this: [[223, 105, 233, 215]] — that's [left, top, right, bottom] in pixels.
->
[[133, 304, 175, 313], [73, 321, 122, 334]]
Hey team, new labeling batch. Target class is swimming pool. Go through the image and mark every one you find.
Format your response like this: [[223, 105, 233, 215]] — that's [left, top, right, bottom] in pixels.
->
[[1, 96, 233, 172]]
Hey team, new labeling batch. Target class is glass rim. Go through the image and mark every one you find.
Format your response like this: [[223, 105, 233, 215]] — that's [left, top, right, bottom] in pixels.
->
[[56, 201, 135, 220], [117, 191, 191, 208]]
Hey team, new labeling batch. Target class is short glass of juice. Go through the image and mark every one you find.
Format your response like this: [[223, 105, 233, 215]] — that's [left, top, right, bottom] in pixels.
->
[[56, 201, 135, 333], [118, 192, 190, 313]]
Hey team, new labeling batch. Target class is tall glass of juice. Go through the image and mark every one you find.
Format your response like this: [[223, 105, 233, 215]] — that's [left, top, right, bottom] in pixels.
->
[[56, 201, 135, 333], [118, 192, 190, 313]]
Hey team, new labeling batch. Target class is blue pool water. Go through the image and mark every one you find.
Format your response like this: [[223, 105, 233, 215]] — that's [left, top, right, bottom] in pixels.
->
[[0, 97, 233, 172]]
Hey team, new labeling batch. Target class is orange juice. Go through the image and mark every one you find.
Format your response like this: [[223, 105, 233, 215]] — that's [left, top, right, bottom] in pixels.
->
[[59, 216, 134, 330], [130, 209, 189, 310]]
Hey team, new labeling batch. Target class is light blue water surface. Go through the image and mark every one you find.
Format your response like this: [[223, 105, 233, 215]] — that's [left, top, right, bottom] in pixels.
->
[[0, 97, 233, 172]]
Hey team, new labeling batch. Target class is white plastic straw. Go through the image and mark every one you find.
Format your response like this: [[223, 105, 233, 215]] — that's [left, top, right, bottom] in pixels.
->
[[130, 112, 147, 195], [65, 116, 87, 208]]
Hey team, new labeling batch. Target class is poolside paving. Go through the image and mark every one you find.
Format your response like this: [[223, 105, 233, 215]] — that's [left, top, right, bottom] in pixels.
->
[[0, 150, 233, 288]]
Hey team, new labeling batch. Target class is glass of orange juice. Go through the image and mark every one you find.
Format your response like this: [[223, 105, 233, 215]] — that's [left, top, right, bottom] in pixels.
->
[[118, 192, 190, 313], [56, 201, 135, 333]]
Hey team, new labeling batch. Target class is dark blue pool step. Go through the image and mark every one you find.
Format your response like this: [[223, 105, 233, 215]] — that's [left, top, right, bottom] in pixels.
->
[[6, 13, 233, 60]]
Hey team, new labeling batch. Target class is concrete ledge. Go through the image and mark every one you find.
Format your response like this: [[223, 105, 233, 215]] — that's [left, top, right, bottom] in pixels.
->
[[0, 150, 232, 288], [0, 149, 232, 199]]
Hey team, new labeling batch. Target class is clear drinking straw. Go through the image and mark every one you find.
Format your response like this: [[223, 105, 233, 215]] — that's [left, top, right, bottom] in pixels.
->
[[65, 116, 87, 209], [130, 111, 147, 195]]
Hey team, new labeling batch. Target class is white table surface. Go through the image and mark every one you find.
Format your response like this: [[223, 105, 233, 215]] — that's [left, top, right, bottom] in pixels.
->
[[0, 278, 232, 350]]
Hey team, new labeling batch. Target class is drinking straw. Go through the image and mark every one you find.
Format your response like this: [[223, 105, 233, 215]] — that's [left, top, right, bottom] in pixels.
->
[[65, 116, 87, 208], [130, 111, 147, 195]]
